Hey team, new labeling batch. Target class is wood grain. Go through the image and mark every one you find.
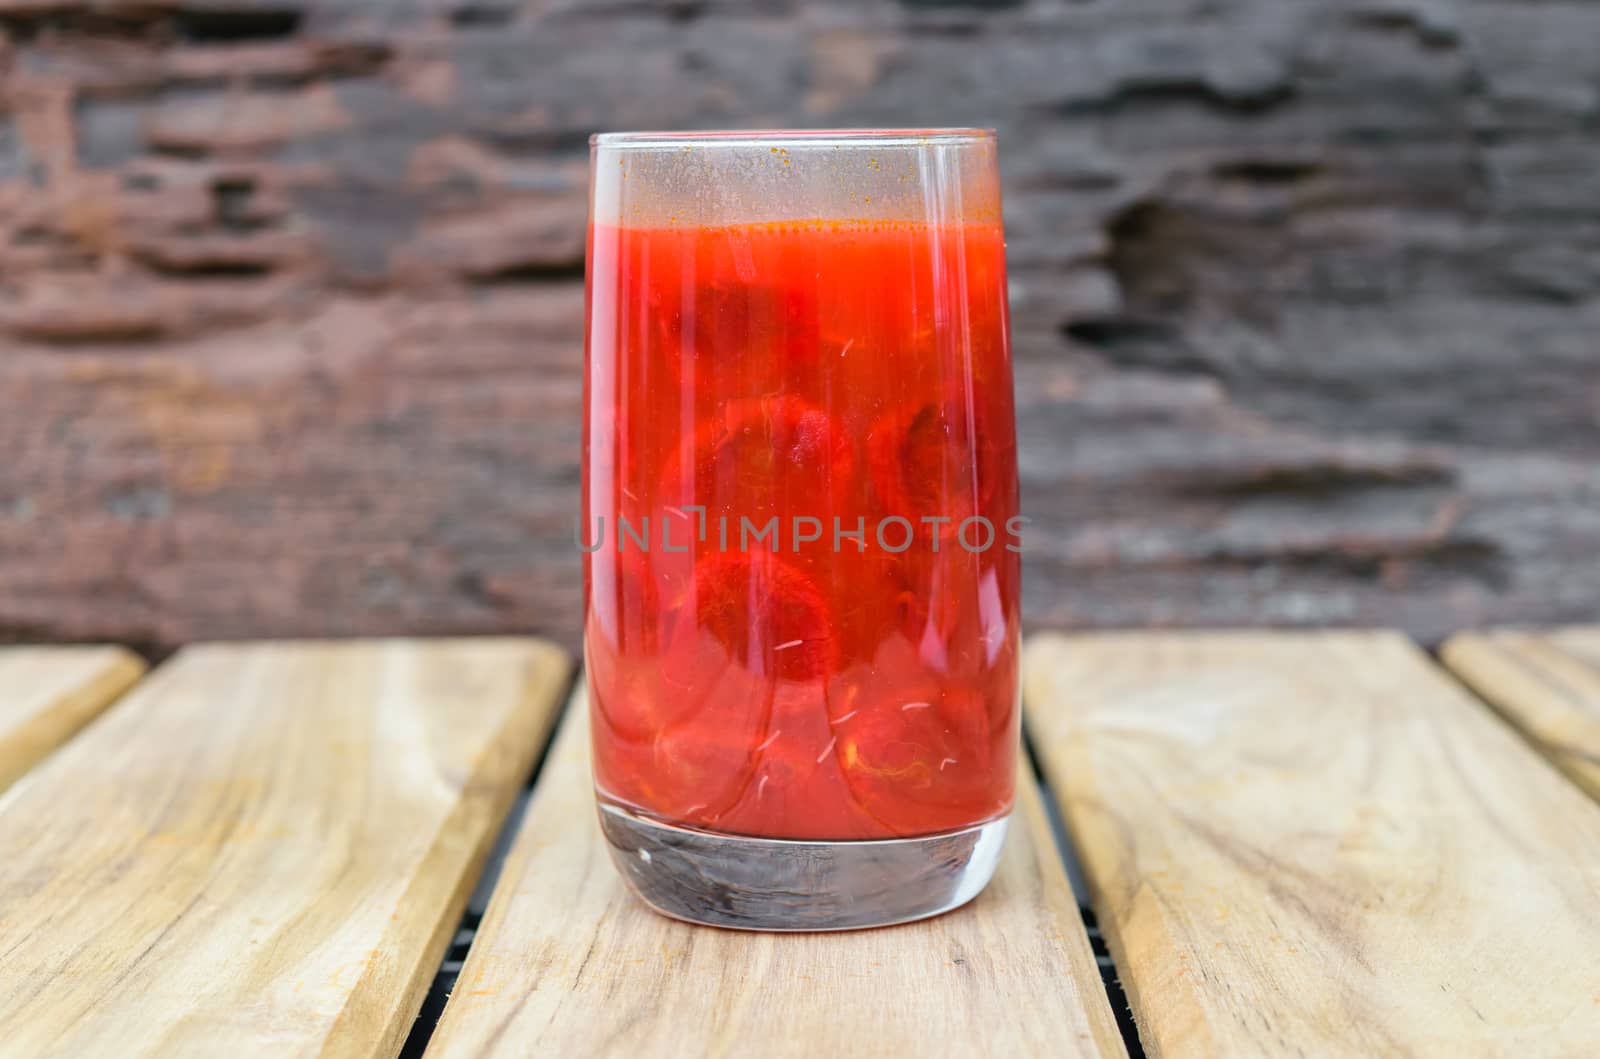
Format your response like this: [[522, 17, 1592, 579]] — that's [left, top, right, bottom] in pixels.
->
[[0, 638, 570, 1059], [1024, 630, 1600, 1059], [0, 645, 145, 793], [9, 4, 1600, 654], [424, 688, 1127, 1059], [1442, 627, 1600, 803]]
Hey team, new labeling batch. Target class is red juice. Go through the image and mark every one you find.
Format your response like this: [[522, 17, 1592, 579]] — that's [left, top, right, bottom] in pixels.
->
[[583, 218, 1020, 842]]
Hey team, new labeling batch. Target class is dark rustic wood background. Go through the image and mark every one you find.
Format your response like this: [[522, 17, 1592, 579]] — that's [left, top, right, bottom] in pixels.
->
[[2, 0, 1596, 655]]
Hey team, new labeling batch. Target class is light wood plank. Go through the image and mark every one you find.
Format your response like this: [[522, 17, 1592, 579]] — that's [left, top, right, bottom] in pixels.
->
[[425, 687, 1127, 1059], [1443, 627, 1600, 802], [1024, 630, 1600, 1059], [0, 645, 145, 793], [0, 638, 570, 1059]]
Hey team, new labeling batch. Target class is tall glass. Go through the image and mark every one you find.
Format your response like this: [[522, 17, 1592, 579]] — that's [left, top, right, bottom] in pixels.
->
[[582, 130, 1020, 930]]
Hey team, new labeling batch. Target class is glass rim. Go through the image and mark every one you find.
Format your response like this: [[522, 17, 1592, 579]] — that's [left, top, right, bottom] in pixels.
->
[[591, 128, 995, 151]]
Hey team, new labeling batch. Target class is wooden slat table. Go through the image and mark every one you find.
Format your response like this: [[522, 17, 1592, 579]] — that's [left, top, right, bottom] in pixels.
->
[[0, 639, 569, 1058], [1024, 630, 1600, 1058], [0, 646, 145, 793], [1443, 627, 1600, 803], [423, 690, 1126, 1059], [3, 628, 1599, 1058]]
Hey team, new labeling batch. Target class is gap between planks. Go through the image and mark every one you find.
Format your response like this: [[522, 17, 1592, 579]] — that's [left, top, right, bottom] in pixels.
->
[[0, 645, 146, 795], [1441, 626, 1600, 804]]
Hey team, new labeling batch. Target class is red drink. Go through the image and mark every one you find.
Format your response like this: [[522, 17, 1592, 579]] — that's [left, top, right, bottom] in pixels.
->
[[584, 131, 1018, 929]]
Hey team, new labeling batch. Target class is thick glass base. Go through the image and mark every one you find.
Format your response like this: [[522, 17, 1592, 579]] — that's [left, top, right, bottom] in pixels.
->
[[597, 801, 1009, 932]]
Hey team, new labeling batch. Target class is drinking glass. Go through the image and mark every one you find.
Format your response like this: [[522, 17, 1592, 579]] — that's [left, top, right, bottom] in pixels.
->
[[582, 130, 1020, 930]]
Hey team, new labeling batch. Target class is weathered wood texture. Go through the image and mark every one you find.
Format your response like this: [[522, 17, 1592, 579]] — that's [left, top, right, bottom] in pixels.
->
[[425, 688, 1126, 1059], [1443, 626, 1600, 802], [3, 2, 1599, 652], [1024, 631, 1600, 1058], [0, 644, 143, 791], [0, 638, 570, 1058]]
